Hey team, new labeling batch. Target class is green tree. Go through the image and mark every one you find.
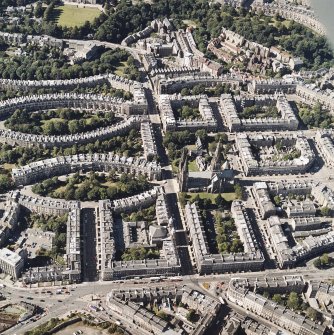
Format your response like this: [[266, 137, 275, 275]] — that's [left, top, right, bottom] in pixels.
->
[[215, 133, 228, 143], [234, 184, 243, 199], [34, 1, 44, 18], [195, 129, 207, 142], [274, 195, 281, 206], [0, 174, 13, 192], [192, 84, 205, 95], [156, 310, 168, 321], [180, 88, 190, 96], [186, 309, 196, 322], [263, 291, 270, 298], [43, 121, 56, 135], [321, 206, 331, 216], [313, 258, 321, 268], [215, 193, 223, 208], [287, 292, 301, 310], [320, 253, 330, 266], [68, 120, 81, 134], [179, 192, 187, 208], [230, 238, 243, 253], [192, 194, 201, 204], [306, 307, 321, 321], [272, 294, 282, 304]]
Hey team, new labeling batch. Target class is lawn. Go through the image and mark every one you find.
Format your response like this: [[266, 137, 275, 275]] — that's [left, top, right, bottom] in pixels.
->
[[186, 192, 237, 202], [114, 61, 128, 77], [2, 163, 16, 171], [172, 159, 180, 174], [183, 19, 198, 28], [51, 5, 101, 28], [188, 160, 199, 172], [186, 144, 197, 151], [101, 181, 118, 188], [41, 117, 63, 128]]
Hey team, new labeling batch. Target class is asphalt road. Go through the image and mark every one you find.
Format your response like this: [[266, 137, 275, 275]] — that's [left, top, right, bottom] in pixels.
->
[[81, 208, 98, 282], [2, 266, 334, 334]]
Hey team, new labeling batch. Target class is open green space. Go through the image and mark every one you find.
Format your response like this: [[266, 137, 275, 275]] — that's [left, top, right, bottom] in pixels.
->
[[51, 5, 101, 28], [32, 172, 150, 202], [188, 160, 199, 172], [182, 19, 198, 28], [114, 61, 127, 77], [186, 192, 236, 202], [114, 60, 141, 81], [0, 129, 143, 178], [5, 109, 118, 136]]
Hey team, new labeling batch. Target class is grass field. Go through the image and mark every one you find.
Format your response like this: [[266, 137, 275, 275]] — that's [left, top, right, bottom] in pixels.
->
[[51, 5, 101, 28]]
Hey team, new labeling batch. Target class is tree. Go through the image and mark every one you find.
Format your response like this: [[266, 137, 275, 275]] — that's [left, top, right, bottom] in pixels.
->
[[179, 192, 187, 208], [313, 258, 322, 269], [156, 310, 168, 321], [263, 291, 270, 298], [186, 309, 196, 322], [68, 120, 81, 134], [43, 1, 55, 21], [215, 133, 228, 143], [180, 88, 190, 96], [42, 121, 56, 135], [287, 292, 301, 310], [192, 194, 201, 204], [0, 174, 13, 193], [54, 233, 66, 254], [121, 247, 159, 261], [215, 193, 223, 208], [321, 206, 331, 216], [53, 120, 68, 135], [34, 1, 44, 18], [192, 84, 205, 95], [320, 253, 330, 266], [107, 170, 117, 182], [180, 105, 195, 119], [272, 294, 282, 304], [306, 307, 321, 321], [230, 238, 243, 253], [195, 129, 207, 142], [234, 184, 243, 199], [274, 195, 281, 206]]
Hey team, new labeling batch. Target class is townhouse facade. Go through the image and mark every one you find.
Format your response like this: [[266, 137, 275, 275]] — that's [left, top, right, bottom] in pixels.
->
[[12, 153, 161, 186]]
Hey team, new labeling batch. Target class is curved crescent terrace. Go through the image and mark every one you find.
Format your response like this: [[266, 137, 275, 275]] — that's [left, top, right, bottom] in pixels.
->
[[0, 92, 146, 117], [0, 116, 141, 148], [11, 153, 162, 186]]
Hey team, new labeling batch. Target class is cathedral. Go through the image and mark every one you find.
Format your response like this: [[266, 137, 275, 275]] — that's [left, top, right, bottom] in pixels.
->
[[177, 141, 234, 193]]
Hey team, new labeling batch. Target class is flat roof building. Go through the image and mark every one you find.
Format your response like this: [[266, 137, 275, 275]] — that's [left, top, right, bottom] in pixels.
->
[[0, 247, 24, 279]]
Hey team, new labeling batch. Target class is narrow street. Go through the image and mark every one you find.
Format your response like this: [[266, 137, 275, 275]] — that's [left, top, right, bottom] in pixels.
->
[[81, 208, 98, 282]]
